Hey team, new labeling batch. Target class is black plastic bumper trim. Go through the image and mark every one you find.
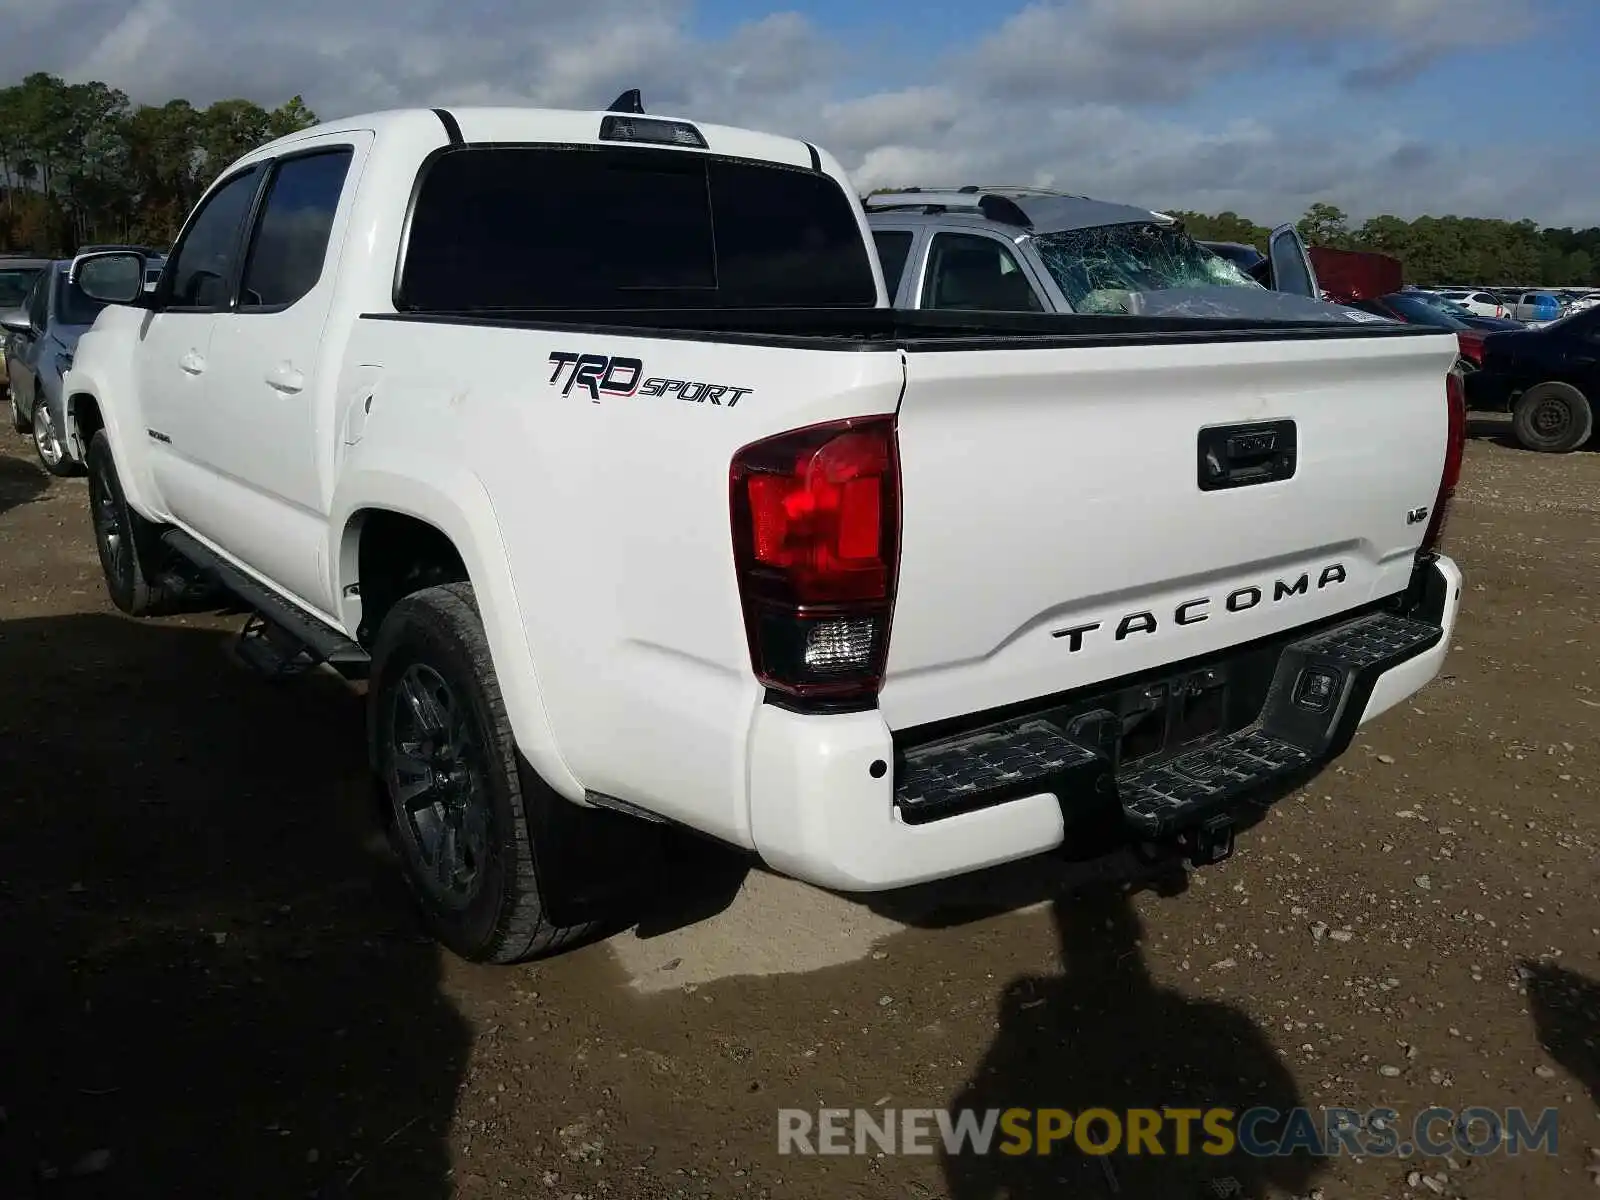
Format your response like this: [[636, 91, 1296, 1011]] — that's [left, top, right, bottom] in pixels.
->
[[892, 569, 1447, 833]]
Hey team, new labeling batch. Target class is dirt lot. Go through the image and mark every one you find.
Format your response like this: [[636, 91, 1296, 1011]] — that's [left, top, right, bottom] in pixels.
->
[[1, 422, 1596, 1200]]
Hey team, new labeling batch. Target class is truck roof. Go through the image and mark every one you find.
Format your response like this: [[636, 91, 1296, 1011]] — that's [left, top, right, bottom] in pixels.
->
[[862, 187, 1169, 236], [245, 105, 821, 174]]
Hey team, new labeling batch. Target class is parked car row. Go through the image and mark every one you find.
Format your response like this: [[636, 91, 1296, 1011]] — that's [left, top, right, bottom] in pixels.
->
[[1464, 306, 1600, 452], [0, 247, 168, 475], [1400, 288, 1599, 451], [1431, 285, 1599, 325], [852, 202, 1596, 457]]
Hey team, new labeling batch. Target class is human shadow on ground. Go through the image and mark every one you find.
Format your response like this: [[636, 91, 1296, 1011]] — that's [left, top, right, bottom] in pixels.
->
[[939, 877, 1324, 1200], [1522, 959, 1600, 1109], [0, 611, 469, 1199]]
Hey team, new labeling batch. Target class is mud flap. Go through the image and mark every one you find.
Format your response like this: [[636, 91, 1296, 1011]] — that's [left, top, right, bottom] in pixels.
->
[[517, 755, 674, 929]]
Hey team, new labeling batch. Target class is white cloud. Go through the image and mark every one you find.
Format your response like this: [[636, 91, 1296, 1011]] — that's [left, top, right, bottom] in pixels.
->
[[0, 0, 1588, 228], [967, 0, 1529, 101]]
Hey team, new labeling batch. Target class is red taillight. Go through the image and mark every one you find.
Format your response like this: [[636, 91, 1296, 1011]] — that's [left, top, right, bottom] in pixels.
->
[[731, 417, 900, 707], [1456, 330, 1486, 366], [1420, 369, 1467, 557]]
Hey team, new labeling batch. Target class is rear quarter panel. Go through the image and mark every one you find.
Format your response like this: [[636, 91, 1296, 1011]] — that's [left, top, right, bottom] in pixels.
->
[[337, 317, 905, 846]]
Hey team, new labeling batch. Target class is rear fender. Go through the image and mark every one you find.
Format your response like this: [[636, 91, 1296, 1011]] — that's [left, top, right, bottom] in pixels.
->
[[331, 457, 584, 803]]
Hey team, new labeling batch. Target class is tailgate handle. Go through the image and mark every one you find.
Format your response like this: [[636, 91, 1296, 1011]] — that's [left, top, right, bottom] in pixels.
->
[[1198, 420, 1297, 491]]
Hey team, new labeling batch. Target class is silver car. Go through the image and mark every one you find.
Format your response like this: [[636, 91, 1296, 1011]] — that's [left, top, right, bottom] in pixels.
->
[[863, 187, 1336, 320], [2, 260, 116, 476]]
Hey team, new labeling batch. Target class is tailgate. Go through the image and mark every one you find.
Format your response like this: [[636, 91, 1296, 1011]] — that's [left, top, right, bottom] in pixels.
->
[[880, 330, 1459, 731]]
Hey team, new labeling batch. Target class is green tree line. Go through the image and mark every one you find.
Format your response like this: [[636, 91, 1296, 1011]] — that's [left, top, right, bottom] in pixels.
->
[[0, 73, 317, 254], [1171, 201, 1600, 288], [8, 72, 1596, 286]]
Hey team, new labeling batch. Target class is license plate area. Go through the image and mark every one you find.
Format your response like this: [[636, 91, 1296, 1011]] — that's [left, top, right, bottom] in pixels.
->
[[1114, 667, 1231, 767]]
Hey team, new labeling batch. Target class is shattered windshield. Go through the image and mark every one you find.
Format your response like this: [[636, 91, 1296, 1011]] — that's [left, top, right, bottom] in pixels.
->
[[1033, 222, 1261, 314]]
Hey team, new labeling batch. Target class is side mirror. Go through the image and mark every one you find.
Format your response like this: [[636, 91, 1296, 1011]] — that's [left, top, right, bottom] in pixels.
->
[[0, 307, 32, 335], [71, 250, 147, 305]]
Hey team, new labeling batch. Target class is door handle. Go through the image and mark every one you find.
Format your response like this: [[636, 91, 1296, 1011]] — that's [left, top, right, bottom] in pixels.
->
[[266, 363, 305, 394], [179, 350, 205, 375], [1197, 420, 1299, 491]]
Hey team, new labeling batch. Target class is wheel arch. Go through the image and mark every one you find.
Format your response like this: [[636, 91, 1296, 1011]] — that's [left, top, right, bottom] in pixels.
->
[[332, 463, 584, 802], [63, 374, 164, 518]]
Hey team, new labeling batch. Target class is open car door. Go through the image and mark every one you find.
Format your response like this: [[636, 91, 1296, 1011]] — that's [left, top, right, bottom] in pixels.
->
[[1268, 223, 1321, 298], [1247, 224, 1323, 299]]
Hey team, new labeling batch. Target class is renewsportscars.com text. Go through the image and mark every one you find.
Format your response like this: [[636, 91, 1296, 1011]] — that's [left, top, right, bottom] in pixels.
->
[[777, 1106, 1559, 1159]]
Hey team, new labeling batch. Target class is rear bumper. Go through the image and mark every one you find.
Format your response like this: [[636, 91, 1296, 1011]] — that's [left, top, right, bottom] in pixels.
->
[[747, 554, 1462, 892]]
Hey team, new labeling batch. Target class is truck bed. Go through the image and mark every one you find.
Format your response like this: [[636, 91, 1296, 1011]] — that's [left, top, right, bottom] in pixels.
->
[[364, 305, 1441, 348]]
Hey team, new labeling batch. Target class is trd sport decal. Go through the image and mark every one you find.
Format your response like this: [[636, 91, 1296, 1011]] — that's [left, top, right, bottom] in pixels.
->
[[547, 352, 754, 408]]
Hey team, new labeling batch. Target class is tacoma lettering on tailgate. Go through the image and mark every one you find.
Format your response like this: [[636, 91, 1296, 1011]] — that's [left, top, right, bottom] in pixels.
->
[[1052, 564, 1348, 652]]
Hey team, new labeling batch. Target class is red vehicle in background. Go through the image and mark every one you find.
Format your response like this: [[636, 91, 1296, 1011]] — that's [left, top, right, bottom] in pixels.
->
[[1307, 247, 1487, 367], [1306, 246, 1403, 303]]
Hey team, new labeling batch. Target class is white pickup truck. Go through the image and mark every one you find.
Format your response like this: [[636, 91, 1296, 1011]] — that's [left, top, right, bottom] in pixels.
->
[[63, 98, 1466, 964]]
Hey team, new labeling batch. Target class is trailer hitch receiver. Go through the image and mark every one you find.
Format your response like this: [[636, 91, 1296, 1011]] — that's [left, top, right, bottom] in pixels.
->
[[1177, 813, 1236, 867]]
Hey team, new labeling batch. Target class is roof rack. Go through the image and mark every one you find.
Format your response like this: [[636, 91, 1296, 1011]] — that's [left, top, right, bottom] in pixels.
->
[[970, 185, 1177, 224], [860, 188, 1033, 228]]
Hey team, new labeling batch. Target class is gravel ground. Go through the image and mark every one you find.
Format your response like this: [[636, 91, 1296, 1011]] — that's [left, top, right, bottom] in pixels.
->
[[0, 418, 1596, 1199]]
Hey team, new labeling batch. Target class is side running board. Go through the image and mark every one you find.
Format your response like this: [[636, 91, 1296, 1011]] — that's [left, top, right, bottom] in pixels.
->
[[161, 529, 370, 681]]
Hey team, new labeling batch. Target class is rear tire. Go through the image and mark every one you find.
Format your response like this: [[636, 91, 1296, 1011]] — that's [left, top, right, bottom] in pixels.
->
[[369, 582, 599, 963], [85, 431, 176, 616], [1511, 382, 1593, 453]]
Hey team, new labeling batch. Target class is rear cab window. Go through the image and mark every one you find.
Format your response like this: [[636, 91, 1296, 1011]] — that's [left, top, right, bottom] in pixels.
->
[[398, 145, 878, 310]]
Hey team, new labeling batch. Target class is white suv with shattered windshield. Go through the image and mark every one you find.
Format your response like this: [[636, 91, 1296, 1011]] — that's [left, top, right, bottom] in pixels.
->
[[864, 186, 1373, 322]]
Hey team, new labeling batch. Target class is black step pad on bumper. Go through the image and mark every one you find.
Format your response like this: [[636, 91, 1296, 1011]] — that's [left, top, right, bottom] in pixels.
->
[[893, 609, 1442, 834], [896, 721, 1100, 820]]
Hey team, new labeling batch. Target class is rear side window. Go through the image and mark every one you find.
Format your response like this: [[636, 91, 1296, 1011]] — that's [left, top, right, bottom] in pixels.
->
[[398, 146, 876, 310], [871, 231, 914, 301], [239, 148, 353, 310], [923, 233, 1044, 312]]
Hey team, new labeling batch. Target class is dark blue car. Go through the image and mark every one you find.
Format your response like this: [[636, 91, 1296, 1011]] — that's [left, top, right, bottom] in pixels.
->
[[1465, 306, 1600, 452]]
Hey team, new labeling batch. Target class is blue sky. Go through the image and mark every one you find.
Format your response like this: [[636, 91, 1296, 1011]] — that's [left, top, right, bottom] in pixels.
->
[[8, 0, 1597, 226]]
